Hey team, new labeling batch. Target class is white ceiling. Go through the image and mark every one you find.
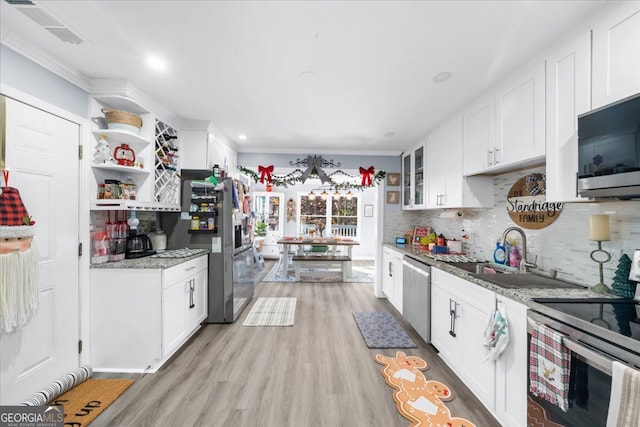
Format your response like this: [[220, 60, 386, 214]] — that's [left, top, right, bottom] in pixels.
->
[[1, 0, 611, 155]]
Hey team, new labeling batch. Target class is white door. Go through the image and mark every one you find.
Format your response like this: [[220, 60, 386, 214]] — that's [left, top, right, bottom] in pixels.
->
[[0, 96, 80, 404]]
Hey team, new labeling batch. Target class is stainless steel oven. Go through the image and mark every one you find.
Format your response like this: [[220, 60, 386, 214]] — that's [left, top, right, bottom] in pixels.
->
[[527, 298, 640, 426]]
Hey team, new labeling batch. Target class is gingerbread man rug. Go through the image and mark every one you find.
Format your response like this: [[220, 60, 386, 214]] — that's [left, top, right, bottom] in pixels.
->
[[374, 352, 476, 427]]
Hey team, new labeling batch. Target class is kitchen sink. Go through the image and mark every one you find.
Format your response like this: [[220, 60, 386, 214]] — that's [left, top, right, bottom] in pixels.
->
[[446, 262, 519, 274], [470, 272, 586, 289]]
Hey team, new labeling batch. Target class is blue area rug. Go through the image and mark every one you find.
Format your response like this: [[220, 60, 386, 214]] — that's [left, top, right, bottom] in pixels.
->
[[353, 312, 416, 348]]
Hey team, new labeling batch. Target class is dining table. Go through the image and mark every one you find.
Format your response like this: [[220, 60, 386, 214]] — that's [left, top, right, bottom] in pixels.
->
[[276, 237, 360, 278]]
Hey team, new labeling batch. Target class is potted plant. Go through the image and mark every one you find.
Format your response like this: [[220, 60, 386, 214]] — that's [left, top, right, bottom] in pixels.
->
[[255, 220, 267, 237]]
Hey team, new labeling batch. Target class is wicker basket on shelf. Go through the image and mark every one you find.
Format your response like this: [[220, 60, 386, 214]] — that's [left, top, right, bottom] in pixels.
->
[[101, 108, 143, 129]]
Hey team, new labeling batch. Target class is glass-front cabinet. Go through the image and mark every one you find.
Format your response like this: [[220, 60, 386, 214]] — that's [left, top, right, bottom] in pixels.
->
[[253, 192, 284, 259], [402, 143, 426, 210]]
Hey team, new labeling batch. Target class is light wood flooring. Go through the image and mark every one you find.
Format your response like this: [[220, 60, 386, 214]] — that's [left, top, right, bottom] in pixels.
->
[[92, 260, 500, 427]]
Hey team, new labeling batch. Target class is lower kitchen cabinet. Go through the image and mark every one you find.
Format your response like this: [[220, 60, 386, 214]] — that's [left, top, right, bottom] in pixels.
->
[[431, 267, 528, 426], [494, 296, 528, 427], [382, 246, 404, 313], [90, 255, 208, 372], [431, 268, 496, 410]]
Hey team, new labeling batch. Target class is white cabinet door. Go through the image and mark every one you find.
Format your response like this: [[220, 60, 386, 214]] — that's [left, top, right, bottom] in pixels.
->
[[495, 61, 546, 169], [162, 278, 189, 358], [430, 282, 461, 366], [495, 297, 528, 427], [592, 2, 640, 109], [188, 268, 208, 329], [254, 192, 285, 259], [545, 31, 591, 203], [392, 252, 404, 314], [382, 248, 395, 303], [463, 94, 496, 176], [425, 128, 445, 208]]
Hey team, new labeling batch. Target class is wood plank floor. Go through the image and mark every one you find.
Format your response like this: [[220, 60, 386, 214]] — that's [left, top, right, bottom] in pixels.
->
[[92, 260, 500, 427]]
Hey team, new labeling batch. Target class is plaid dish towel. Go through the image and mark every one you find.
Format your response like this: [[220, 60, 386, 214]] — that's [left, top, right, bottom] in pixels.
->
[[529, 322, 570, 411]]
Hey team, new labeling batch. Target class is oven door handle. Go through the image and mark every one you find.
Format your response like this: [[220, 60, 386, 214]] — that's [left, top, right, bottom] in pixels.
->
[[527, 316, 613, 375]]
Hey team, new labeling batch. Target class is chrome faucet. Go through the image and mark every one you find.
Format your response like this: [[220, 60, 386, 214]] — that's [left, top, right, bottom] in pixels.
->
[[500, 226, 537, 273]]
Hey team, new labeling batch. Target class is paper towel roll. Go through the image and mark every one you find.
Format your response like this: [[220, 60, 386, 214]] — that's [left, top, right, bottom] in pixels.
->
[[439, 210, 464, 219]]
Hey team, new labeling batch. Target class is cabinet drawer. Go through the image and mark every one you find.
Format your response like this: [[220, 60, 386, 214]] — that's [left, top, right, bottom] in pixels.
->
[[163, 255, 208, 288], [432, 268, 494, 309]]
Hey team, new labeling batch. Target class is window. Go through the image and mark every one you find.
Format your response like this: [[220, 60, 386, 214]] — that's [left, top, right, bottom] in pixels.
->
[[297, 192, 361, 239]]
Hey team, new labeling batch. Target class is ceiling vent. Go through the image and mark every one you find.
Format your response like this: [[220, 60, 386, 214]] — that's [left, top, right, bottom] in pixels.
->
[[44, 27, 84, 44], [6, 0, 85, 44]]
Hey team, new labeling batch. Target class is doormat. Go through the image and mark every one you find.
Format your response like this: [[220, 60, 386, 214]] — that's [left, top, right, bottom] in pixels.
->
[[242, 297, 296, 326], [50, 378, 134, 426], [374, 352, 476, 427], [353, 312, 416, 348], [261, 263, 373, 283]]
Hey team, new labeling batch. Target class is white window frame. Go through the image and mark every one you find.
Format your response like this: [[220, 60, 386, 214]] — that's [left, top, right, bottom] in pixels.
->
[[296, 192, 362, 240]]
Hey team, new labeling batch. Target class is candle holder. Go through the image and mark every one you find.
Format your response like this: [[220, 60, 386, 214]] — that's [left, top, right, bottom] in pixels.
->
[[590, 241, 612, 294]]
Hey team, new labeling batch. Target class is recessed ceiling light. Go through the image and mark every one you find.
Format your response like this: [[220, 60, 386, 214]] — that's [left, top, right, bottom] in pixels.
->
[[384, 132, 395, 138], [433, 71, 452, 83], [238, 134, 247, 141], [146, 55, 167, 72]]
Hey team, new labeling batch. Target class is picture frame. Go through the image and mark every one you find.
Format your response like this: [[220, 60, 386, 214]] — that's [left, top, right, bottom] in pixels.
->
[[386, 173, 401, 187], [364, 204, 373, 217], [386, 191, 400, 204]]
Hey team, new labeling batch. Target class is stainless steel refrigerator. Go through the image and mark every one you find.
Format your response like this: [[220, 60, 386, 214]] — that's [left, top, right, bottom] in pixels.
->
[[162, 170, 255, 323]]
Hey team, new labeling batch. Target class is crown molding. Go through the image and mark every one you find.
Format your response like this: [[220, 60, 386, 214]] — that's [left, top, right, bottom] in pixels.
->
[[1, 26, 92, 91]]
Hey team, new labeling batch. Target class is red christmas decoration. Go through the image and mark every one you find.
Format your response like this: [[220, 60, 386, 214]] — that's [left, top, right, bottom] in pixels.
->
[[258, 165, 274, 184], [360, 166, 374, 186]]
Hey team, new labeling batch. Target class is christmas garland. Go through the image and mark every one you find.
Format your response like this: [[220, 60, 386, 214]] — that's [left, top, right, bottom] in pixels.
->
[[237, 165, 386, 191]]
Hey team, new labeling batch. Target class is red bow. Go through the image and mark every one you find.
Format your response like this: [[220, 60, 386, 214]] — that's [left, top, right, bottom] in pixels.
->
[[360, 166, 374, 186], [258, 165, 274, 184]]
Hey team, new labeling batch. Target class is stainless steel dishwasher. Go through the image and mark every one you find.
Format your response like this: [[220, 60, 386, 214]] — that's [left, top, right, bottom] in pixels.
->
[[402, 256, 431, 343]]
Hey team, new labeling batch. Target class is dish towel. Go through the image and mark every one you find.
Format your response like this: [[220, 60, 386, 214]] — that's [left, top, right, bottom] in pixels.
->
[[606, 361, 640, 427], [529, 322, 570, 411], [483, 307, 509, 361]]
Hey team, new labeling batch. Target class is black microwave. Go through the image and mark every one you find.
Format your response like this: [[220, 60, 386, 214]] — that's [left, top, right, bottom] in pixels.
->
[[577, 92, 640, 199]]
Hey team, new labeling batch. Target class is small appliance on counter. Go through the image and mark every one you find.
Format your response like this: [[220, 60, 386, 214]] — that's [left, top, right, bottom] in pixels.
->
[[125, 231, 156, 259]]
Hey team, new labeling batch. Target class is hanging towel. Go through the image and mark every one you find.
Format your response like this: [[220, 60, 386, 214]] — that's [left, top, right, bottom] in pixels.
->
[[483, 307, 509, 361], [606, 361, 640, 427], [529, 322, 570, 411]]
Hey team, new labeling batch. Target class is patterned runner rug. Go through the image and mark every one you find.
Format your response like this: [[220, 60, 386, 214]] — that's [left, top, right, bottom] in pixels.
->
[[242, 297, 297, 326], [353, 311, 416, 348]]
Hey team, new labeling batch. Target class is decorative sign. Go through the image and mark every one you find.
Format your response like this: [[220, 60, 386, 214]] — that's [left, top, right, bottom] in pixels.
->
[[412, 226, 431, 245], [386, 173, 400, 187], [506, 173, 563, 229]]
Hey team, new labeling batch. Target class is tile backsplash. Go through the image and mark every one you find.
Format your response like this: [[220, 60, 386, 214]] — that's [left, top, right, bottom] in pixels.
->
[[384, 166, 640, 290]]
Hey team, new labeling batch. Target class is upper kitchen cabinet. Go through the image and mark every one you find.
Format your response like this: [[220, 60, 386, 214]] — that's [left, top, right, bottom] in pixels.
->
[[591, 1, 640, 110], [181, 121, 237, 176], [402, 143, 426, 210], [545, 30, 591, 203], [463, 62, 546, 175], [426, 116, 493, 209], [494, 61, 546, 169]]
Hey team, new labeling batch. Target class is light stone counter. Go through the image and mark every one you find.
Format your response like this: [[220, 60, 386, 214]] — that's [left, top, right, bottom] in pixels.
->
[[382, 243, 608, 306], [90, 249, 209, 269]]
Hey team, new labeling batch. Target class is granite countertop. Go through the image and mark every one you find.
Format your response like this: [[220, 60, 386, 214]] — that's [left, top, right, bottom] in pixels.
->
[[91, 249, 209, 269], [383, 243, 605, 306]]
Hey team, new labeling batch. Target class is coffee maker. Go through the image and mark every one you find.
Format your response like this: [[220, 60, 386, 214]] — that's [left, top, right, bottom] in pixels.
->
[[125, 212, 156, 259]]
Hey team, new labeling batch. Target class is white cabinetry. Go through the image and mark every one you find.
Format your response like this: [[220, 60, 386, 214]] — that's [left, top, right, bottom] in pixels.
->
[[402, 143, 426, 210], [463, 62, 546, 175], [494, 297, 528, 427], [430, 268, 495, 409], [254, 192, 285, 259], [180, 121, 237, 175], [495, 61, 546, 169], [545, 31, 591, 203], [426, 116, 493, 208], [90, 255, 208, 372], [90, 93, 180, 211], [382, 247, 403, 313], [591, 1, 640, 109]]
